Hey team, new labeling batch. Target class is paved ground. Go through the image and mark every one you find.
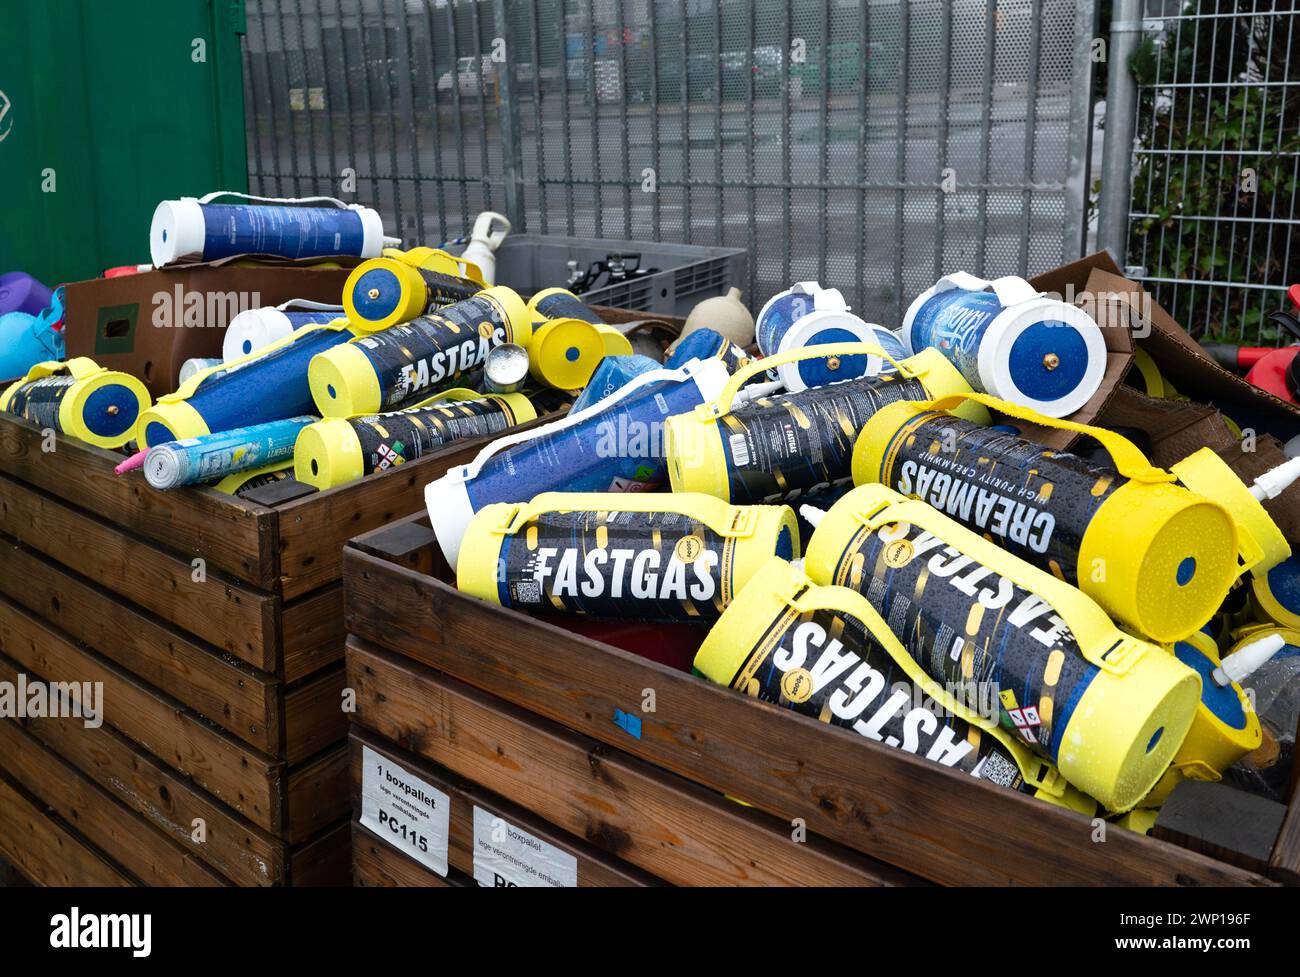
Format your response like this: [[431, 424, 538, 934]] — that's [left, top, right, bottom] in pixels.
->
[[247, 89, 1084, 321]]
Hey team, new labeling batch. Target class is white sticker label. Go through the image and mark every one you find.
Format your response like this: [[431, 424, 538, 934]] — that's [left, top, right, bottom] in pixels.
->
[[360, 745, 451, 876], [472, 806, 578, 887]]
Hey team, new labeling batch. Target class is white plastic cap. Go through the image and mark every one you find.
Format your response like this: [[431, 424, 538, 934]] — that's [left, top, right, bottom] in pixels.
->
[[1213, 633, 1287, 687], [800, 505, 827, 529], [1249, 456, 1300, 501]]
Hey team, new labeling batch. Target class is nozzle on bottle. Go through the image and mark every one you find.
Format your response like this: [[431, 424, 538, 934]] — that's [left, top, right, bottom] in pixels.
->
[[734, 380, 784, 405], [1212, 633, 1286, 687], [1248, 456, 1300, 501], [800, 505, 827, 529]]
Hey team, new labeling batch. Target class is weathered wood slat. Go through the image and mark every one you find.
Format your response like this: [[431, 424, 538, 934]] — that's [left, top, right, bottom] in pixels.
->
[[0, 535, 279, 752], [352, 822, 470, 887], [0, 771, 135, 886], [0, 473, 278, 670], [2, 655, 285, 885], [285, 745, 351, 845], [281, 584, 345, 682], [350, 728, 661, 887], [348, 640, 918, 887], [0, 720, 228, 887], [0, 415, 274, 587], [1270, 773, 1300, 885], [287, 821, 352, 887], [283, 664, 348, 765], [0, 596, 283, 832], [343, 542, 1272, 887], [275, 414, 556, 600]]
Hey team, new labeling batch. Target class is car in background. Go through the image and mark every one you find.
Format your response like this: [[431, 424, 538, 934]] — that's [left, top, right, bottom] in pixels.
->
[[437, 55, 496, 98], [719, 45, 784, 99]]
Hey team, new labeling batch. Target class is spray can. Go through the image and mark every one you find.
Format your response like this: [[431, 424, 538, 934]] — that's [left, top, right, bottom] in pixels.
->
[[143, 416, 316, 490], [1222, 624, 1300, 801], [1137, 627, 1264, 807], [852, 393, 1242, 643], [694, 558, 1098, 813], [525, 288, 632, 389], [483, 343, 531, 394], [1, 358, 151, 449], [149, 192, 394, 267], [663, 327, 754, 376], [756, 281, 907, 391], [569, 355, 662, 414], [135, 321, 356, 448], [1252, 555, 1300, 630], [664, 344, 990, 505], [801, 483, 1202, 811], [457, 493, 799, 623], [424, 357, 732, 568], [294, 390, 536, 491], [526, 287, 608, 328], [179, 358, 225, 384], [223, 300, 344, 361], [342, 248, 484, 332], [901, 272, 1107, 418], [309, 287, 531, 417]]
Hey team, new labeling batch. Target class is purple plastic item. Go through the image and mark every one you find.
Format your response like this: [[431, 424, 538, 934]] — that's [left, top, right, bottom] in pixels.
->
[[0, 273, 53, 317]]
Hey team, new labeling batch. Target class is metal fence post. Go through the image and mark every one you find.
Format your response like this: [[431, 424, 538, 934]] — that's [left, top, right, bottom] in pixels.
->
[[1097, 0, 1143, 263], [493, 0, 525, 231]]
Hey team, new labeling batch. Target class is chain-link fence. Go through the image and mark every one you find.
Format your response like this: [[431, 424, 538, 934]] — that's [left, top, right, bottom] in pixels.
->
[[243, 0, 1099, 325], [1122, 0, 1299, 343]]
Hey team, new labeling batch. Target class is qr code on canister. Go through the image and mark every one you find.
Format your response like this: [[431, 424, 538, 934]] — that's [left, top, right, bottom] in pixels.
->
[[512, 580, 542, 604], [973, 750, 1020, 788]]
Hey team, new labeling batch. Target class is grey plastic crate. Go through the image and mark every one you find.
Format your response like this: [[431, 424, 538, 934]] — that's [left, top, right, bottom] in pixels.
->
[[484, 234, 748, 318]]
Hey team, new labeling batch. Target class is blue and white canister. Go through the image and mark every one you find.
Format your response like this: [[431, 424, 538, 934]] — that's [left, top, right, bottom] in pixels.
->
[[150, 191, 396, 268], [223, 299, 345, 361], [755, 281, 907, 392], [901, 272, 1107, 418]]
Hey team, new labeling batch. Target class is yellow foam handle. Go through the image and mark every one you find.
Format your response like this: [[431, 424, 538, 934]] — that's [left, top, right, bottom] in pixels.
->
[[492, 491, 765, 538], [385, 245, 486, 287], [917, 391, 1174, 485], [834, 490, 1151, 676], [703, 342, 921, 421], [14, 356, 105, 384], [1, 358, 107, 412], [779, 577, 1009, 740]]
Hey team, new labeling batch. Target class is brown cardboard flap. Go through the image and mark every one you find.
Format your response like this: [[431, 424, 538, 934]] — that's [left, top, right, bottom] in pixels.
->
[[1095, 386, 1235, 467], [63, 266, 352, 399], [993, 263, 1136, 449], [1217, 437, 1300, 549]]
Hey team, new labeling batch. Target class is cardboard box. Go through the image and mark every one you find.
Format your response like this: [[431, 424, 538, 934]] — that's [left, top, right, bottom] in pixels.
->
[[62, 265, 353, 398], [1026, 251, 1300, 547]]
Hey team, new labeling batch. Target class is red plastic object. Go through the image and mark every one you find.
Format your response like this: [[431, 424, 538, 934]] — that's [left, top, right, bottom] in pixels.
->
[[1246, 347, 1299, 404], [540, 615, 707, 673], [103, 264, 149, 278]]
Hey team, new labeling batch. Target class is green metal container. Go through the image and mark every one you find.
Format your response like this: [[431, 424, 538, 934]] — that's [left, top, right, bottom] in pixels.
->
[[0, 0, 248, 286]]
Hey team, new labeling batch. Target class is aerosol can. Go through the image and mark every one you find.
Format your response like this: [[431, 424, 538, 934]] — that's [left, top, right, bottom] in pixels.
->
[[694, 558, 1098, 814], [801, 484, 1201, 811], [456, 492, 798, 623], [664, 344, 990, 504]]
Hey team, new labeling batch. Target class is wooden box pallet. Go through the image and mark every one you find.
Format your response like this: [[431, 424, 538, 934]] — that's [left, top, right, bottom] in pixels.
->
[[0, 305, 677, 886], [347, 641, 921, 886], [348, 727, 663, 886], [343, 515, 1300, 887]]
